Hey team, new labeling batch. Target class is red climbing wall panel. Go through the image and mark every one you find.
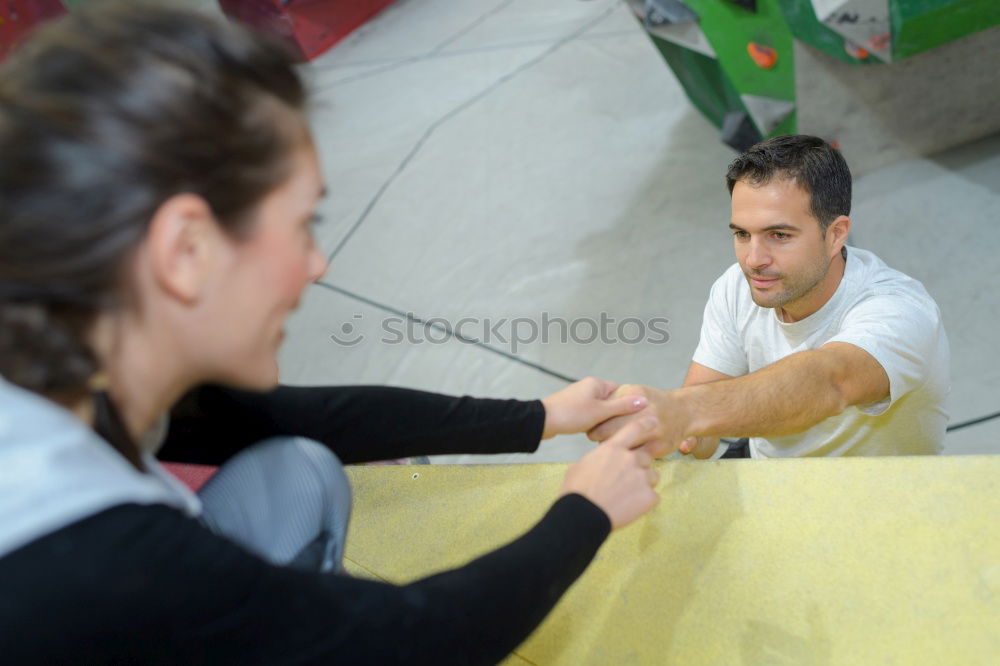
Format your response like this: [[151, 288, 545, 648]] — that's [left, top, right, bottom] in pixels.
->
[[0, 1, 66, 63], [217, 0, 398, 61]]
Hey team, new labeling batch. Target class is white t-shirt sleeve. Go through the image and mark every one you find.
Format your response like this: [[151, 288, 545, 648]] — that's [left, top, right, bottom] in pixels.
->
[[826, 289, 941, 416], [691, 271, 749, 378]]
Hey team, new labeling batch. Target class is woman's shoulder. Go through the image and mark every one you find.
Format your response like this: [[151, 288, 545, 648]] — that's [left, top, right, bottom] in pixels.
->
[[0, 377, 198, 559]]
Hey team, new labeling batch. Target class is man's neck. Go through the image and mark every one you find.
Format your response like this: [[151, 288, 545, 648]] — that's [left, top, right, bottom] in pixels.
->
[[777, 251, 847, 323]]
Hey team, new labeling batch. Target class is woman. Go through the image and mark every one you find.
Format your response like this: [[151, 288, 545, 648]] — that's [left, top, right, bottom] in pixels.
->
[[0, 4, 662, 664]]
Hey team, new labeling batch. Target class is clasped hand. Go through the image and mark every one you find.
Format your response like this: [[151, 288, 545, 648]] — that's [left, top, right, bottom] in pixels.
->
[[542, 378, 719, 459], [540, 377, 719, 531], [587, 384, 721, 459]]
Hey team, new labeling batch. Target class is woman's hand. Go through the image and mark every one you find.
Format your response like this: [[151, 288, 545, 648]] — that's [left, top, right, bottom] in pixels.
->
[[560, 416, 661, 529], [540, 377, 648, 439]]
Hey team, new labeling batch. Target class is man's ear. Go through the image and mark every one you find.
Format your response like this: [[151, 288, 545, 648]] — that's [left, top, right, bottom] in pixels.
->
[[145, 193, 223, 304], [826, 215, 851, 256]]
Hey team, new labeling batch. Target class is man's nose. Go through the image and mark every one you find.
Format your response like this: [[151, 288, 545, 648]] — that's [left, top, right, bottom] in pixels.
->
[[746, 237, 770, 269]]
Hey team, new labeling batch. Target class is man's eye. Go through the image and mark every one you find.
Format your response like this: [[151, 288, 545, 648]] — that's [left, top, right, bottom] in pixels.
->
[[774, 232, 790, 240], [733, 230, 749, 239]]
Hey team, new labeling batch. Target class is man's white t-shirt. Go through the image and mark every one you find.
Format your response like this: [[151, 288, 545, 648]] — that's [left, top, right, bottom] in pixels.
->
[[692, 247, 950, 457]]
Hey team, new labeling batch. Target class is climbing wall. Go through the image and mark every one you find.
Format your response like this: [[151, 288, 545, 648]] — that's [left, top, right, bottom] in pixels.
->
[[0, 2, 400, 65], [344, 457, 1000, 664], [629, 0, 1000, 162], [217, 0, 399, 61], [626, 0, 796, 151], [0, 1, 65, 63]]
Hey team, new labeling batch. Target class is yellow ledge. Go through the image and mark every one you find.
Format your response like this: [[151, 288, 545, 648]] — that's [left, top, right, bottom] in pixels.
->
[[345, 456, 1000, 665]]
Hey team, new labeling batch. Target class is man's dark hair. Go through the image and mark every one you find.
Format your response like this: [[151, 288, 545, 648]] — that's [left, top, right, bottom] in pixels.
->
[[725, 135, 852, 232]]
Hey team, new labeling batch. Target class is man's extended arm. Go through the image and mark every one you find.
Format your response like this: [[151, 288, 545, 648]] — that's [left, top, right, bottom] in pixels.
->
[[676, 362, 732, 457], [683, 361, 733, 387], [590, 342, 889, 458]]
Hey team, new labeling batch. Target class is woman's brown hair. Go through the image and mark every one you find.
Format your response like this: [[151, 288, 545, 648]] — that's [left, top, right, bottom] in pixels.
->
[[0, 2, 308, 465]]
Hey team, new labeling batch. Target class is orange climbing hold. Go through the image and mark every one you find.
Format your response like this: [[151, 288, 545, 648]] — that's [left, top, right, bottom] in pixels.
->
[[844, 41, 870, 59], [747, 42, 778, 69]]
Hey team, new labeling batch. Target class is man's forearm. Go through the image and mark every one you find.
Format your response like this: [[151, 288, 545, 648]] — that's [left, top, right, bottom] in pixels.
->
[[673, 351, 848, 439]]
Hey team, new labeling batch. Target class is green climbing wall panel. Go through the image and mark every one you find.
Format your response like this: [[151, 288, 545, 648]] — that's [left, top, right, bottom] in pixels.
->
[[631, 0, 1000, 149]]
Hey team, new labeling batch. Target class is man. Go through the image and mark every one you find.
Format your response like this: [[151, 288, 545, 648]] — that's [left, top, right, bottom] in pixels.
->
[[592, 135, 949, 458]]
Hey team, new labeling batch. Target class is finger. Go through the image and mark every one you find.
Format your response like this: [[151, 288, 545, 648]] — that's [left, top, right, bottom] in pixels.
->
[[605, 394, 649, 421], [647, 467, 660, 487], [587, 414, 629, 442], [608, 385, 629, 400], [679, 436, 697, 455], [597, 379, 619, 399], [634, 449, 653, 468], [605, 416, 658, 450], [641, 439, 671, 459]]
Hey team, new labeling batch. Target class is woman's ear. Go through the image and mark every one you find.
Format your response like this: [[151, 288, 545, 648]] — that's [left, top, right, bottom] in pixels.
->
[[145, 193, 224, 304]]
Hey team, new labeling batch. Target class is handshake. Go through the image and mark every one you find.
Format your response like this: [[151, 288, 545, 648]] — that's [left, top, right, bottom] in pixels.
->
[[542, 377, 721, 531]]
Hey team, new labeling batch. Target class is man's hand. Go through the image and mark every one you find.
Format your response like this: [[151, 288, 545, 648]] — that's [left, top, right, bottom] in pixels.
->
[[540, 377, 649, 439], [587, 384, 694, 458]]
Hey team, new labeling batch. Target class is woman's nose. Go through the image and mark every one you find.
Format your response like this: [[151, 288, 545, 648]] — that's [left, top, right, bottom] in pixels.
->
[[307, 245, 328, 282]]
